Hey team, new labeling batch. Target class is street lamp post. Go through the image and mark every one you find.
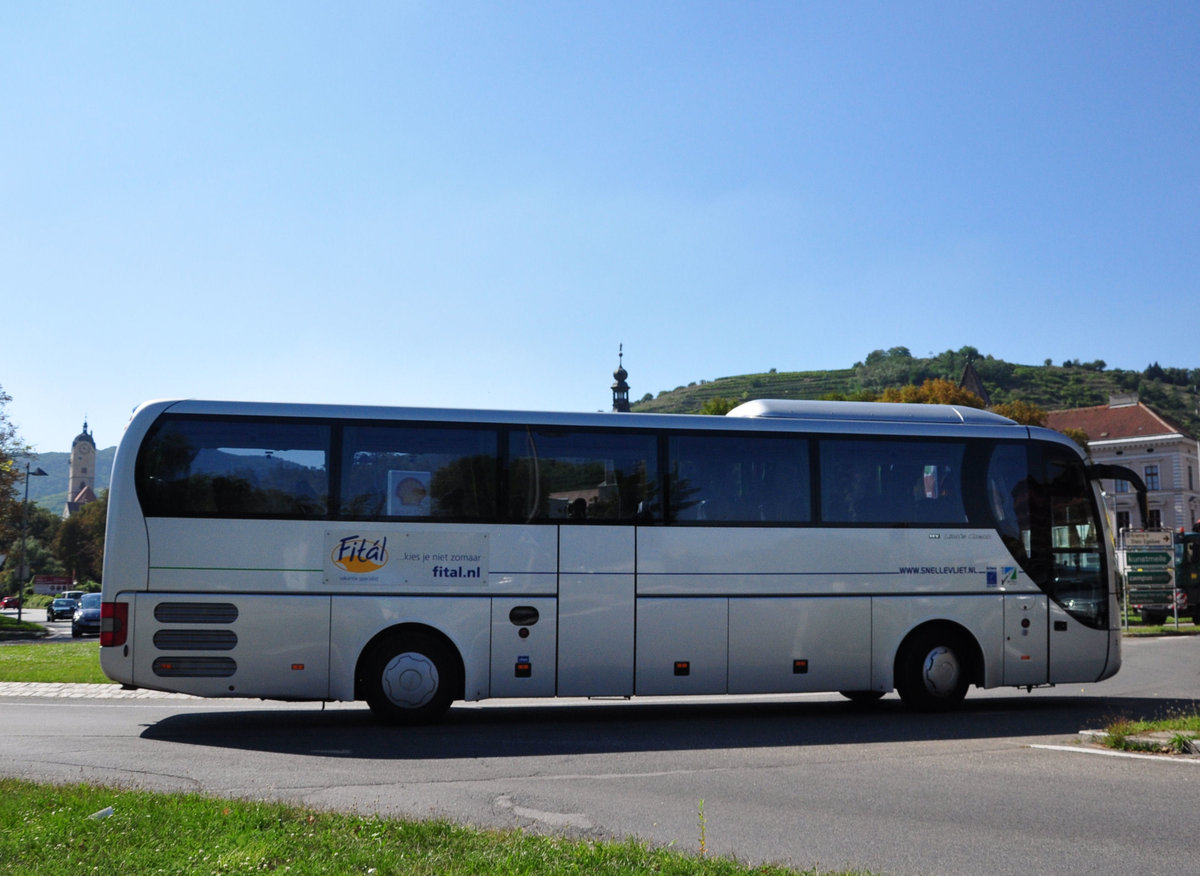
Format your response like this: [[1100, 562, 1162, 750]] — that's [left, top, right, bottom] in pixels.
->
[[15, 463, 49, 624]]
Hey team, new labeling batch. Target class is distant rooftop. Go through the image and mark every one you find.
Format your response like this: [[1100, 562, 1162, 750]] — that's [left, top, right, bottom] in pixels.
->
[[1045, 395, 1191, 442]]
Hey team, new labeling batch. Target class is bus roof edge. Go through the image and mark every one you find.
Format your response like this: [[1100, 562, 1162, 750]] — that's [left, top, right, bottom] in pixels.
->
[[725, 398, 1017, 426]]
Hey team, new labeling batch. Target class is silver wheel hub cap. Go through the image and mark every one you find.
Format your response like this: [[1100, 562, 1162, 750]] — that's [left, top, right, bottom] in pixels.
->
[[921, 646, 961, 698], [381, 652, 438, 708]]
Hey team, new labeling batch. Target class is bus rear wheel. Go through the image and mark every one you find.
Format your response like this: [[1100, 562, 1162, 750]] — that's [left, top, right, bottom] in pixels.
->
[[895, 629, 972, 711], [363, 631, 458, 725]]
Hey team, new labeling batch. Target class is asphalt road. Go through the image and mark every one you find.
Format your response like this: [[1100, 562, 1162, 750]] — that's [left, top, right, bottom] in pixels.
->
[[1, 634, 1198, 876], [1, 608, 79, 641]]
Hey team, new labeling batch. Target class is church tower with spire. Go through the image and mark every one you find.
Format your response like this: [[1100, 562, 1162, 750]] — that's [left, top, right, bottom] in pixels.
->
[[64, 420, 98, 518], [611, 345, 631, 412]]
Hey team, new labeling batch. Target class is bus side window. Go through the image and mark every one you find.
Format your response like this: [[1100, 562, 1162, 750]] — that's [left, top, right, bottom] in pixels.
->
[[507, 429, 659, 523], [820, 439, 966, 525], [668, 435, 810, 523], [820, 441, 889, 523], [136, 418, 330, 518], [340, 425, 497, 520]]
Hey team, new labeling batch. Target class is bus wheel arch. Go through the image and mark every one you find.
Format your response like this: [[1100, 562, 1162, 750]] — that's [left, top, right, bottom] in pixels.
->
[[356, 624, 465, 725], [893, 622, 981, 712]]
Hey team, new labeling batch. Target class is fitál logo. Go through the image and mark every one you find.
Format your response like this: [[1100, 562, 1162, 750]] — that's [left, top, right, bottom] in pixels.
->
[[332, 535, 389, 573]]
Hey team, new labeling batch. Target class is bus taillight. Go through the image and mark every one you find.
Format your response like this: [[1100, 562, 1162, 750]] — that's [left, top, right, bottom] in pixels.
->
[[100, 602, 128, 647]]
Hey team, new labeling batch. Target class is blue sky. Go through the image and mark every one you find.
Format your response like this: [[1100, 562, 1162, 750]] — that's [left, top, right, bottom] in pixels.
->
[[4, 2, 1197, 453]]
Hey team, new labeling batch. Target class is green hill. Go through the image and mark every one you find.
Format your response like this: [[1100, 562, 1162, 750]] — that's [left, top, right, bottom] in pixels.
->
[[632, 347, 1200, 435], [15, 447, 116, 512]]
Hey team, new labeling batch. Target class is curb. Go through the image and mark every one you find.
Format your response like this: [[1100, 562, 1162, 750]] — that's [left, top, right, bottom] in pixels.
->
[[0, 682, 197, 700]]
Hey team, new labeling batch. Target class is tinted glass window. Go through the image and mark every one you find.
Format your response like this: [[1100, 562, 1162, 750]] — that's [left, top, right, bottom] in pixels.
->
[[1044, 446, 1106, 628], [340, 424, 497, 519], [820, 439, 967, 525], [669, 434, 810, 523], [138, 417, 330, 517], [507, 429, 658, 522], [986, 443, 1032, 567]]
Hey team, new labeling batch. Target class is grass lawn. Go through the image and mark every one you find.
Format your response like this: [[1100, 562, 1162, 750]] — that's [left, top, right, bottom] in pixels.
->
[[0, 637, 111, 684], [1121, 619, 1199, 636], [0, 613, 44, 634], [0, 779, 858, 876], [1101, 711, 1200, 754]]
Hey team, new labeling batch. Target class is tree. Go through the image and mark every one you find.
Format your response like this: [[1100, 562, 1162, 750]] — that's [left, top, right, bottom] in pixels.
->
[[1059, 428, 1090, 453], [879, 378, 986, 408], [856, 347, 915, 391], [699, 397, 738, 415], [821, 389, 880, 402], [54, 492, 107, 583], [0, 384, 33, 591], [991, 399, 1047, 427], [1161, 366, 1190, 386], [0, 502, 62, 592], [972, 356, 1014, 384], [0, 383, 29, 509]]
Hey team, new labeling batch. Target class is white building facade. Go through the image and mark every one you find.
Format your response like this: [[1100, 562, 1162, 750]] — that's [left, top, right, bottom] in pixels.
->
[[1046, 394, 1200, 534]]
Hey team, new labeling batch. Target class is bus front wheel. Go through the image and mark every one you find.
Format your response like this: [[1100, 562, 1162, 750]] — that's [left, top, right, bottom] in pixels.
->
[[895, 628, 972, 711], [363, 631, 458, 725]]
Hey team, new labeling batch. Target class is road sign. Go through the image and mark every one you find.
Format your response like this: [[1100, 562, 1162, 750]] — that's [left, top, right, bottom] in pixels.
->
[[1127, 571, 1173, 586], [1126, 551, 1172, 566], [1124, 530, 1173, 546]]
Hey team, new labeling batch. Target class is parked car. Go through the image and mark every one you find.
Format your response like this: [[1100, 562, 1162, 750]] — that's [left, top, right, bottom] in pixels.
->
[[72, 593, 102, 638], [1, 596, 22, 608], [47, 597, 79, 621]]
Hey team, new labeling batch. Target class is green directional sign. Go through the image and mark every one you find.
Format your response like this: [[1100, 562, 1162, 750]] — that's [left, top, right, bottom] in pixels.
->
[[1127, 571, 1173, 586], [1126, 551, 1172, 566]]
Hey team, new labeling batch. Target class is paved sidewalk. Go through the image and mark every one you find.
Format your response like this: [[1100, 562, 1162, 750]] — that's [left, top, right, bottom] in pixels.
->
[[0, 682, 197, 699]]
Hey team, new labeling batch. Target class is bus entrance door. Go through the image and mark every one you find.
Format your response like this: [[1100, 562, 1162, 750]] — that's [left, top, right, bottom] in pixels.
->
[[1047, 601, 1114, 683], [556, 527, 636, 697], [1002, 593, 1048, 686]]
